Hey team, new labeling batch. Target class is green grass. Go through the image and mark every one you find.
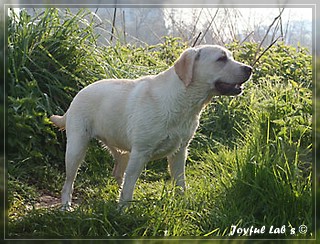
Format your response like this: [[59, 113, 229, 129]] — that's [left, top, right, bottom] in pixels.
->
[[6, 8, 314, 239]]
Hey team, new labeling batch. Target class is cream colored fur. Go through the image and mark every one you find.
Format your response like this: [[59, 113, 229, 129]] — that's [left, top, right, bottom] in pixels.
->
[[50, 45, 252, 209]]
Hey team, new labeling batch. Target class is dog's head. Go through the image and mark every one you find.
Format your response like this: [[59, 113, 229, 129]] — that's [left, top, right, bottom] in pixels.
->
[[174, 45, 252, 96]]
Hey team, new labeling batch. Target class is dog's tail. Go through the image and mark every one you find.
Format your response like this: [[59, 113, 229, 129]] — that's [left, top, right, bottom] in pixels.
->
[[50, 114, 66, 130]]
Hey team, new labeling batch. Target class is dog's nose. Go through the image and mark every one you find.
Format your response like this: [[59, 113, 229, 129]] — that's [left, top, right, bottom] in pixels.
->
[[243, 65, 252, 75]]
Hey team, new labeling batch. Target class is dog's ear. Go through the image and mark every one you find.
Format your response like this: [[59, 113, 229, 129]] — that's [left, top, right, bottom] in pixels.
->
[[174, 48, 199, 87]]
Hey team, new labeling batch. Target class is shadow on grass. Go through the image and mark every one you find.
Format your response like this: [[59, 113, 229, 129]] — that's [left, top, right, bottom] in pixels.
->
[[6, 199, 150, 239]]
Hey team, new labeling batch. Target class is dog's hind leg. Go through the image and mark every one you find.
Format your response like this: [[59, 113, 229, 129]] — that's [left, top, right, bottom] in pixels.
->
[[61, 131, 90, 210], [110, 147, 130, 186]]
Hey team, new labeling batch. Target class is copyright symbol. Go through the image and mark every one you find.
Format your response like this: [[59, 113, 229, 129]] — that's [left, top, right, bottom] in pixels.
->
[[299, 225, 307, 234]]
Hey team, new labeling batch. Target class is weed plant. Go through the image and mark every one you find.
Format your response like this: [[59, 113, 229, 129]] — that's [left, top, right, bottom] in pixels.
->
[[7, 8, 313, 239]]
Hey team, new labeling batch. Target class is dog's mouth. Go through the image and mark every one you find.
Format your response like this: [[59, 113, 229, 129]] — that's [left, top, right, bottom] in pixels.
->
[[215, 65, 252, 96], [215, 81, 245, 96]]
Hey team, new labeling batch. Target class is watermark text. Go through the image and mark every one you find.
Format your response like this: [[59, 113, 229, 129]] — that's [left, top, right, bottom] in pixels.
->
[[229, 224, 308, 236]]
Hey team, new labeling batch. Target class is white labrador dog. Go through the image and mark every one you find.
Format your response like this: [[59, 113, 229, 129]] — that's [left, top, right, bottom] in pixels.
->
[[50, 45, 252, 209]]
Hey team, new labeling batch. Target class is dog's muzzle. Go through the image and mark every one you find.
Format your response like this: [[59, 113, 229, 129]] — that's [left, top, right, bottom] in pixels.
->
[[215, 65, 252, 96]]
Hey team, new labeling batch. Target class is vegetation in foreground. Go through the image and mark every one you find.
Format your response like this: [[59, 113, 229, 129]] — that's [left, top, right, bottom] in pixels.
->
[[6, 9, 313, 239]]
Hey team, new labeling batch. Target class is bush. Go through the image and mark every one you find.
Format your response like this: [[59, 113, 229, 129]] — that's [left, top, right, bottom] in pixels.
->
[[192, 41, 311, 152]]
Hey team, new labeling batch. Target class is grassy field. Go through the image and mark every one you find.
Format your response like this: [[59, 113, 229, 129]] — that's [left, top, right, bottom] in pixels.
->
[[6, 8, 314, 240]]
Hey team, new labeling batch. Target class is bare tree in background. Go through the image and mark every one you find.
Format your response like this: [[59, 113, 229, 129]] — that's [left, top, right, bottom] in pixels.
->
[[26, 8, 311, 50], [163, 8, 311, 50]]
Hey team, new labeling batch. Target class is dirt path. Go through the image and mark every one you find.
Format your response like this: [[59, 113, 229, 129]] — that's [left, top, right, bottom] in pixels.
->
[[35, 194, 60, 209]]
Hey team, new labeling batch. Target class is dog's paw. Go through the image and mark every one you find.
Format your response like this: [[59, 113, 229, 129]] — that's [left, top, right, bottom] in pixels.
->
[[173, 184, 186, 196], [60, 203, 73, 212], [117, 200, 133, 213]]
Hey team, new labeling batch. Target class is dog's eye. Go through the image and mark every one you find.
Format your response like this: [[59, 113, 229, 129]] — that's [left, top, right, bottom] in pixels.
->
[[217, 54, 228, 62]]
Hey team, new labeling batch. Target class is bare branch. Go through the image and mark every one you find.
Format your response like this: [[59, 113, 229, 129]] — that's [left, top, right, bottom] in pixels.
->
[[122, 10, 126, 44], [252, 8, 285, 66], [192, 32, 202, 47], [251, 36, 283, 67], [260, 8, 285, 46], [110, 7, 117, 42], [240, 31, 254, 44], [191, 9, 203, 39], [198, 8, 219, 45]]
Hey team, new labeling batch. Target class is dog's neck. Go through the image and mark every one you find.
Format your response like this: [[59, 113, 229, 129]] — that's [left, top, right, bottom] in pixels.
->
[[155, 67, 214, 117]]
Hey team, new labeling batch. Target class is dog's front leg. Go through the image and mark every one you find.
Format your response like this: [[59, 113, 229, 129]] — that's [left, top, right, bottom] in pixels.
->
[[167, 145, 187, 192], [118, 150, 148, 205]]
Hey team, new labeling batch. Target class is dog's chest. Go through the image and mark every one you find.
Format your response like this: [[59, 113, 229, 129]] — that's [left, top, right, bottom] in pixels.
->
[[150, 115, 199, 159]]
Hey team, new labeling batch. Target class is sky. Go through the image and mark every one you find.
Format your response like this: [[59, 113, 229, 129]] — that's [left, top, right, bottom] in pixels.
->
[[238, 8, 312, 26], [167, 8, 313, 31]]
